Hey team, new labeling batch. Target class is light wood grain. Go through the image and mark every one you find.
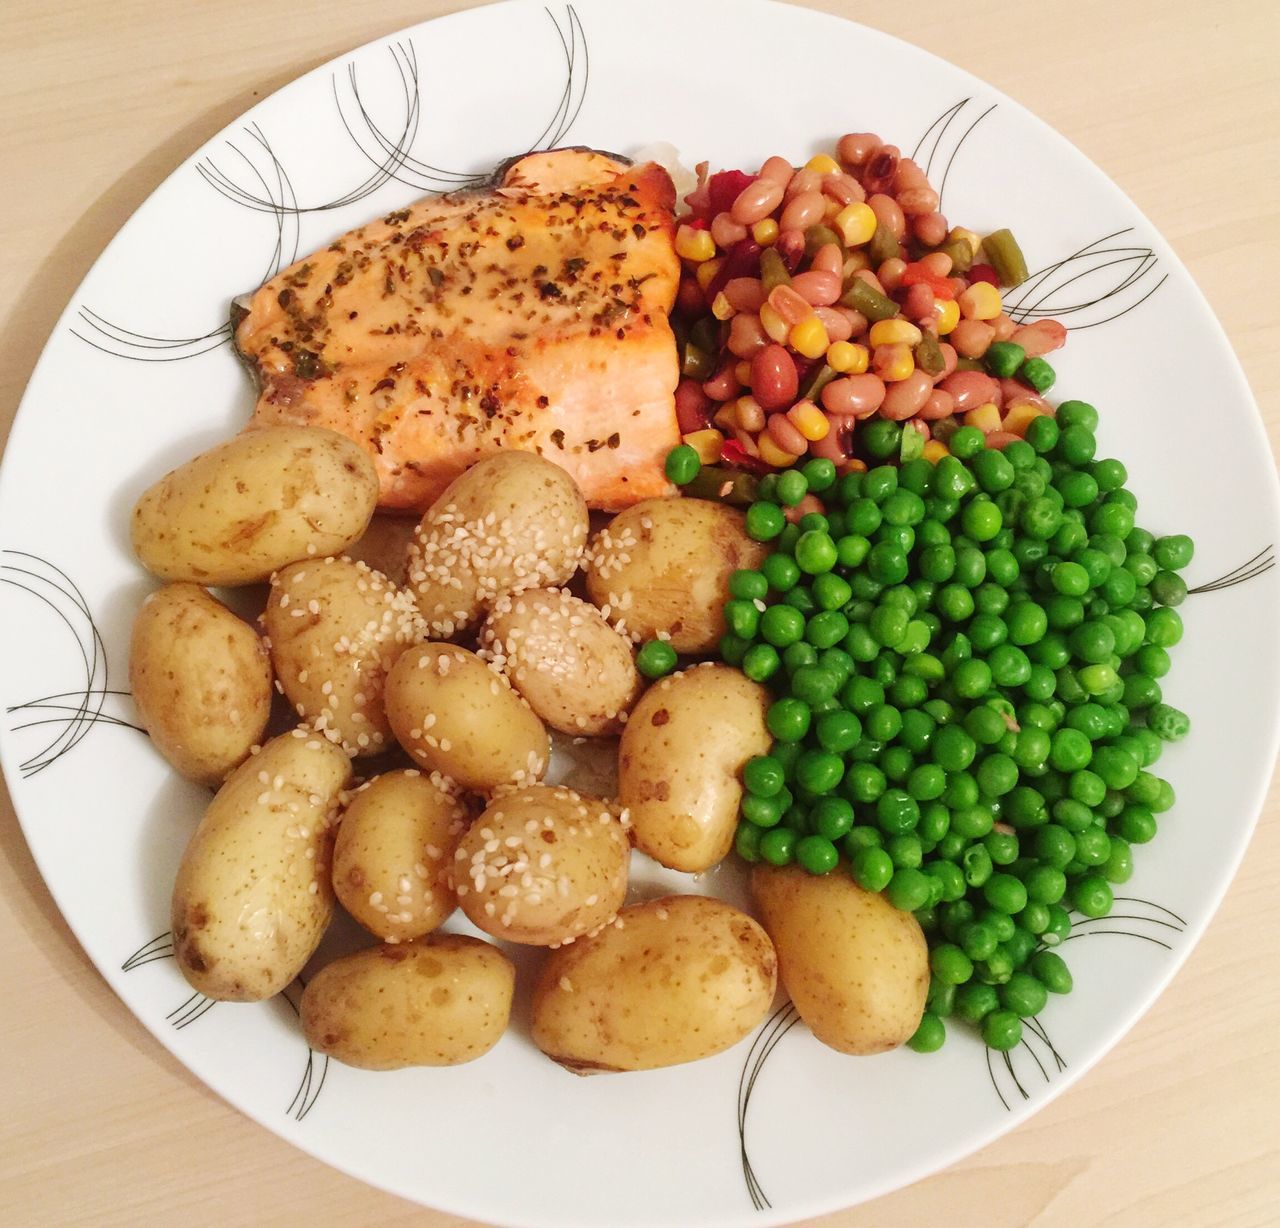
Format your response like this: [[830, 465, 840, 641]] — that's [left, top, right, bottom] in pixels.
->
[[2, 1, 1278, 1225]]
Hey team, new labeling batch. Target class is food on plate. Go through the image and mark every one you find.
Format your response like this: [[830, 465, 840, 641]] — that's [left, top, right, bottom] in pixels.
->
[[478, 587, 641, 735], [130, 425, 378, 585], [332, 769, 470, 942], [530, 896, 776, 1073], [383, 642, 549, 792], [300, 934, 515, 1069], [752, 864, 928, 1054], [406, 451, 589, 637], [453, 785, 629, 945], [263, 556, 425, 756], [583, 496, 766, 651], [343, 514, 418, 586], [235, 148, 681, 512], [129, 583, 272, 786], [171, 730, 351, 1001], [619, 663, 770, 872]]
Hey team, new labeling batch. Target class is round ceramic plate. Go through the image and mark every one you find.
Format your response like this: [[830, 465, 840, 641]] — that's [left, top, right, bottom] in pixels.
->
[[2, 1, 1276, 1224]]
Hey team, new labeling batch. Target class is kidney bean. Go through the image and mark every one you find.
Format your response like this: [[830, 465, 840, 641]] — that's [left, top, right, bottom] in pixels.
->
[[767, 413, 808, 456], [811, 243, 845, 276], [750, 343, 800, 410], [703, 364, 742, 402], [878, 257, 907, 291], [779, 191, 827, 233], [790, 269, 842, 308], [913, 211, 948, 247], [711, 211, 748, 248], [731, 428, 761, 458], [880, 369, 934, 420], [919, 389, 955, 420], [920, 251, 953, 278], [730, 179, 784, 227], [939, 369, 999, 412], [893, 158, 928, 189], [991, 314, 1017, 342], [952, 319, 996, 358], [758, 155, 794, 186], [735, 395, 766, 432], [821, 172, 865, 205], [725, 278, 766, 314], [822, 373, 886, 417], [674, 379, 713, 433], [836, 306, 868, 337], [676, 277, 704, 315], [933, 343, 958, 383], [784, 493, 825, 525], [785, 169, 824, 201], [897, 186, 940, 216], [861, 144, 900, 195], [767, 284, 813, 327], [868, 193, 906, 238], [810, 414, 855, 461], [775, 228, 806, 271], [999, 380, 1052, 413], [904, 418, 931, 442], [985, 431, 1021, 451], [902, 283, 936, 325], [727, 312, 769, 358], [1012, 319, 1068, 356], [814, 307, 853, 342], [836, 132, 881, 167]]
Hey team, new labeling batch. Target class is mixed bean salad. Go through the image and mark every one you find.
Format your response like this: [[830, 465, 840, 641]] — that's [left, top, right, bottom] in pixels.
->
[[657, 135, 1194, 1055]]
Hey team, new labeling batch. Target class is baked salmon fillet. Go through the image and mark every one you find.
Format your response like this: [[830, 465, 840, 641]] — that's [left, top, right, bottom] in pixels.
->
[[233, 148, 681, 511]]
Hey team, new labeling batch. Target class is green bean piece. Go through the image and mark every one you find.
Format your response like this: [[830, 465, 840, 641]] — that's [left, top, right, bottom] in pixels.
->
[[983, 228, 1030, 286], [915, 331, 945, 376], [840, 276, 900, 322], [760, 247, 791, 293], [869, 223, 900, 267]]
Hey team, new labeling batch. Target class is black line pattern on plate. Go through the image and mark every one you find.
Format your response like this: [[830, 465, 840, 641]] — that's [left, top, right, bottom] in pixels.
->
[[736, 1002, 799, 1210], [910, 97, 996, 212], [122, 931, 328, 1119], [985, 1016, 1067, 1112], [1003, 227, 1166, 329], [1, 551, 141, 778], [1189, 545, 1276, 593]]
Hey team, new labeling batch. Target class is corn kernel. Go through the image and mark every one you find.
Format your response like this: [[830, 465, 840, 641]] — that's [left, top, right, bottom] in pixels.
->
[[682, 429, 724, 464], [826, 341, 869, 374], [934, 299, 961, 335], [789, 316, 830, 359], [869, 318, 924, 347], [948, 227, 981, 257], [835, 202, 877, 247], [842, 457, 869, 475], [757, 433, 800, 468], [966, 402, 1002, 433], [787, 401, 829, 441], [752, 218, 779, 246], [676, 225, 716, 263], [709, 291, 735, 322], [712, 401, 738, 430], [805, 153, 842, 175], [922, 439, 951, 463], [734, 360, 752, 386], [759, 302, 789, 344], [694, 256, 723, 290], [1002, 401, 1046, 437], [958, 281, 1002, 320], [874, 343, 915, 382]]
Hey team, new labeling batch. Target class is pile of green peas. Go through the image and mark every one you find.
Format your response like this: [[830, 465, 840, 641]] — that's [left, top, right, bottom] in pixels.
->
[[707, 403, 1194, 1054]]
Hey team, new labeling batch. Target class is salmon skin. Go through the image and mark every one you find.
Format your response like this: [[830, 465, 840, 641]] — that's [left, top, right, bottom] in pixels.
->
[[233, 147, 682, 511]]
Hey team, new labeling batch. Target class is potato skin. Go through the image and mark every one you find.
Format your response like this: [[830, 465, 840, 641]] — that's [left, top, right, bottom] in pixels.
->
[[130, 425, 378, 585], [263, 557, 424, 756], [619, 663, 771, 872], [129, 583, 272, 786], [531, 896, 776, 1073], [171, 730, 352, 1001], [301, 934, 514, 1070], [333, 770, 469, 942], [751, 865, 929, 1055], [584, 498, 766, 652], [479, 588, 640, 736], [454, 786, 628, 946], [384, 642, 549, 793], [406, 452, 589, 637]]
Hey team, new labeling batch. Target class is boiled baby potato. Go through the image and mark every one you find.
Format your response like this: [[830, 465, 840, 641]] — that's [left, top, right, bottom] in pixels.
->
[[619, 663, 770, 872], [454, 785, 628, 946], [129, 583, 272, 786], [478, 587, 640, 736], [531, 896, 776, 1073], [406, 452, 589, 637], [584, 497, 766, 652], [333, 769, 469, 942], [752, 865, 929, 1055], [301, 934, 514, 1070], [171, 729, 352, 1001], [384, 642, 550, 792], [263, 556, 424, 756], [131, 425, 378, 585]]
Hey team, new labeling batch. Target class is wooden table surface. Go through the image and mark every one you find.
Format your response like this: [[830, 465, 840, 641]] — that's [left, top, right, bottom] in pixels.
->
[[2, 1, 1278, 1224]]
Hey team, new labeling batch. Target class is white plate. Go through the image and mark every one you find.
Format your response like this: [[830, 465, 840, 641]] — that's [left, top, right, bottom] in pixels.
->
[[2, 1, 1277, 1224]]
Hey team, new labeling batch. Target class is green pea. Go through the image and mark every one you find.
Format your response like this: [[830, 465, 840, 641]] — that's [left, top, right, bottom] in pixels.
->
[[966, 704, 1008, 746], [664, 444, 701, 485], [886, 867, 932, 911], [760, 604, 805, 648], [743, 756, 785, 799], [1153, 534, 1194, 571], [1030, 950, 1073, 994], [867, 542, 909, 585], [955, 981, 1000, 1023], [1144, 607, 1183, 648], [740, 793, 783, 828], [759, 827, 798, 866], [766, 698, 810, 742], [746, 501, 786, 541], [876, 789, 920, 836], [800, 457, 838, 493], [810, 798, 855, 843], [795, 834, 839, 875], [1070, 874, 1114, 918], [1104, 835, 1135, 884], [962, 499, 1003, 543], [636, 639, 678, 678], [794, 750, 844, 795], [982, 1009, 1023, 1050], [1151, 570, 1188, 607], [735, 822, 763, 862], [962, 844, 993, 888], [795, 530, 838, 575], [908, 1012, 947, 1053], [933, 725, 977, 772], [1147, 702, 1190, 742]]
